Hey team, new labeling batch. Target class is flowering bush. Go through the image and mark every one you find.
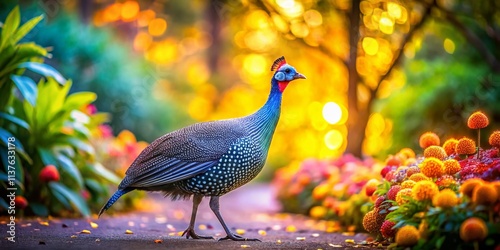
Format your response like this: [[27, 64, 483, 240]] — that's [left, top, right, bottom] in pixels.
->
[[361, 111, 500, 249], [273, 155, 381, 230]]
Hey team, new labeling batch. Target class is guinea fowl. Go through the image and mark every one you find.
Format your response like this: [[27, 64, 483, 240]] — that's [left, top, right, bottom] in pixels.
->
[[98, 56, 306, 241]]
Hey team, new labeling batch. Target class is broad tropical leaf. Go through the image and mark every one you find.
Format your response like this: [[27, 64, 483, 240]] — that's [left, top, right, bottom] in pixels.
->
[[18, 62, 66, 84], [11, 14, 44, 44], [48, 182, 90, 217], [10, 75, 37, 106], [0, 112, 30, 130], [0, 6, 20, 49]]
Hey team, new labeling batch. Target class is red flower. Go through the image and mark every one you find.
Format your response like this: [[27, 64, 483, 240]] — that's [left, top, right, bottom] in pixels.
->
[[39, 165, 60, 182], [15, 196, 28, 209]]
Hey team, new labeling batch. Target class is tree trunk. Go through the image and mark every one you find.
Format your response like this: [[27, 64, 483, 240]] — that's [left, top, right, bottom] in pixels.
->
[[206, 0, 222, 73], [345, 0, 364, 158]]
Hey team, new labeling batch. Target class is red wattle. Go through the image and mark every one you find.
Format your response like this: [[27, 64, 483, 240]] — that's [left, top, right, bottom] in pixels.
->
[[278, 81, 289, 92]]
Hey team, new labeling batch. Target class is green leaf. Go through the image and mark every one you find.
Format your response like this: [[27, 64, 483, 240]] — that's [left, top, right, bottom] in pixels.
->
[[89, 162, 121, 184], [56, 153, 83, 188], [0, 197, 8, 210], [18, 62, 66, 84], [64, 92, 97, 112], [29, 202, 49, 216], [48, 182, 90, 217], [38, 148, 58, 166], [0, 112, 30, 130], [1, 6, 21, 49], [10, 75, 37, 106], [15, 42, 47, 60], [67, 137, 95, 155], [11, 14, 44, 44]]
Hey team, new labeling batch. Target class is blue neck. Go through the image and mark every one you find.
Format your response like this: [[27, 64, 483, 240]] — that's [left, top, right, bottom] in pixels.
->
[[246, 78, 282, 150]]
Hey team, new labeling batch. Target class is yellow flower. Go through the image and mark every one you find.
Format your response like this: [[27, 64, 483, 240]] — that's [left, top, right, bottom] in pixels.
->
[[409, 173, 430, 182], [396, 188, 412, 205], [395, 225, 420, 247], [420, 158, 444, 178], [399, 148, 416, 159], [492, 182, 500, 201], [423, 146, 447, 160], [419, 132, 440, 149], [412, 180, 439, 201], [443, 159, 461, 175], [401, 180, 416, 189], [489, 131, 500, 147], [455, 137, 476, 155], [309, 206, 327, 219], [472, 184, 498, 206], [442, 138, 458, 155], [432, 189, 458, 208], [460, 218, 488, 242], [467, 111, 489, 129], [460, 178, 484, 198]]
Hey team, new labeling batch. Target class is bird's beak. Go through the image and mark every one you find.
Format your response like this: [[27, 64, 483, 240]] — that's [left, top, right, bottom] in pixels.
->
[[293, 72, 306, 80]]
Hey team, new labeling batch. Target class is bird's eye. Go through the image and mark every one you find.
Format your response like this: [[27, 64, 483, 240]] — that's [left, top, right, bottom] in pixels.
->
[[285, 69, 291, 73]]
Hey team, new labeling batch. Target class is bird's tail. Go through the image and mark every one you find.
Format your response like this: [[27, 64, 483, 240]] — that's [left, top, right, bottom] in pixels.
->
[[98, 188, 133, 218]]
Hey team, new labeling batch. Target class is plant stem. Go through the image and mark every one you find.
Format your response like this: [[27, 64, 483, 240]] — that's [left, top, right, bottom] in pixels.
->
[[477, 129, 481, 159]]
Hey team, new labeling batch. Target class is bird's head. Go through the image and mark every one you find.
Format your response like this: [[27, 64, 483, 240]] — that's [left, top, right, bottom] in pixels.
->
[[271, 56, 306, 92]]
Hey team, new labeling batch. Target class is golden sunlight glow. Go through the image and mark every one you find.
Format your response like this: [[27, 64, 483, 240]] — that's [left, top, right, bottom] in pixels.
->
[[322, 102, 342, 125], [362, 37, 379, 56], [133, 32, 152, 51], [187, 61, 210, 86], [304, 10, 323, 27], [243, 54, 267, 76], [379, 15, 394, 34], [324, 130, 343, 150], [121, 1, 140, 21], [104, 3, 122, 22], [365, 113, 385, 137], [189, 96, 212, 120], [444, 38, 455, 54], [387, 2, 402, 19], [148, 18, 167, 36], [290, 22, 309, 38], [137, 10, 156, 27], [246, 10, 270, 29], [276, 0, 304, 18]]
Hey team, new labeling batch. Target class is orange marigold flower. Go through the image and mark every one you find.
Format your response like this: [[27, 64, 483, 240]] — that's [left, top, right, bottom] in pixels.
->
[[309, 206, 327, 219], [419, 132, 440, 149], [467, 111, 489, 129], [443, 159, 461, 175], [432, 189, 458, 208], [362, 209, 384, 234], [420, 157, 444, 178], [409, 173, 429, 182], [459, 178, 484, 198], [395, 225, 420, 247], [401, 180, 416, 189], [399, 148, 416, 159], [489, 131, 500, 147], [455, 137, 476, 155], [492, 182, 500, 201], [460, 218, 488, 242], [412, 180, 439, 201], [396, 188, 412, 205], [424, 146, 447, 160], [436, 175, 457, 189], [406, 166, 420, 178], [472, 184, 498, 206], [442, 138, 458, 155]]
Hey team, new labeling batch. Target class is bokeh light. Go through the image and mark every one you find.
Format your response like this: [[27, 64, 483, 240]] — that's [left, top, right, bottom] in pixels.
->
[[322, 102, 343, 125]]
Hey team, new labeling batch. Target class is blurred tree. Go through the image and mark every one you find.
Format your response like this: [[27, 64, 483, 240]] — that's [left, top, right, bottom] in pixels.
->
[[250, 0, 432, 157]]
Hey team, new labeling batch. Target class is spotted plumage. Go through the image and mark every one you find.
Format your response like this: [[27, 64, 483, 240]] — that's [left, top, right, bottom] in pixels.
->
[[99, 56, 306, 241]]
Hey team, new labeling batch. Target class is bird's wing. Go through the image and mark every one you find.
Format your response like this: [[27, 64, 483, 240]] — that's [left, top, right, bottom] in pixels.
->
[[121, 119, 247, 188]]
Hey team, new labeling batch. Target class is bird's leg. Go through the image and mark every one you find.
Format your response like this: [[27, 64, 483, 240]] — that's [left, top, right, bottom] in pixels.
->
[[209, 196, 261, 242], [181, 195, 214, 240]]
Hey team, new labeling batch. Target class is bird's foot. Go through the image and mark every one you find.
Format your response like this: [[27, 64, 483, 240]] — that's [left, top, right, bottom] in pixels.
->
[[181, 228, 214, 240], [218, 233, 261, 242]]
